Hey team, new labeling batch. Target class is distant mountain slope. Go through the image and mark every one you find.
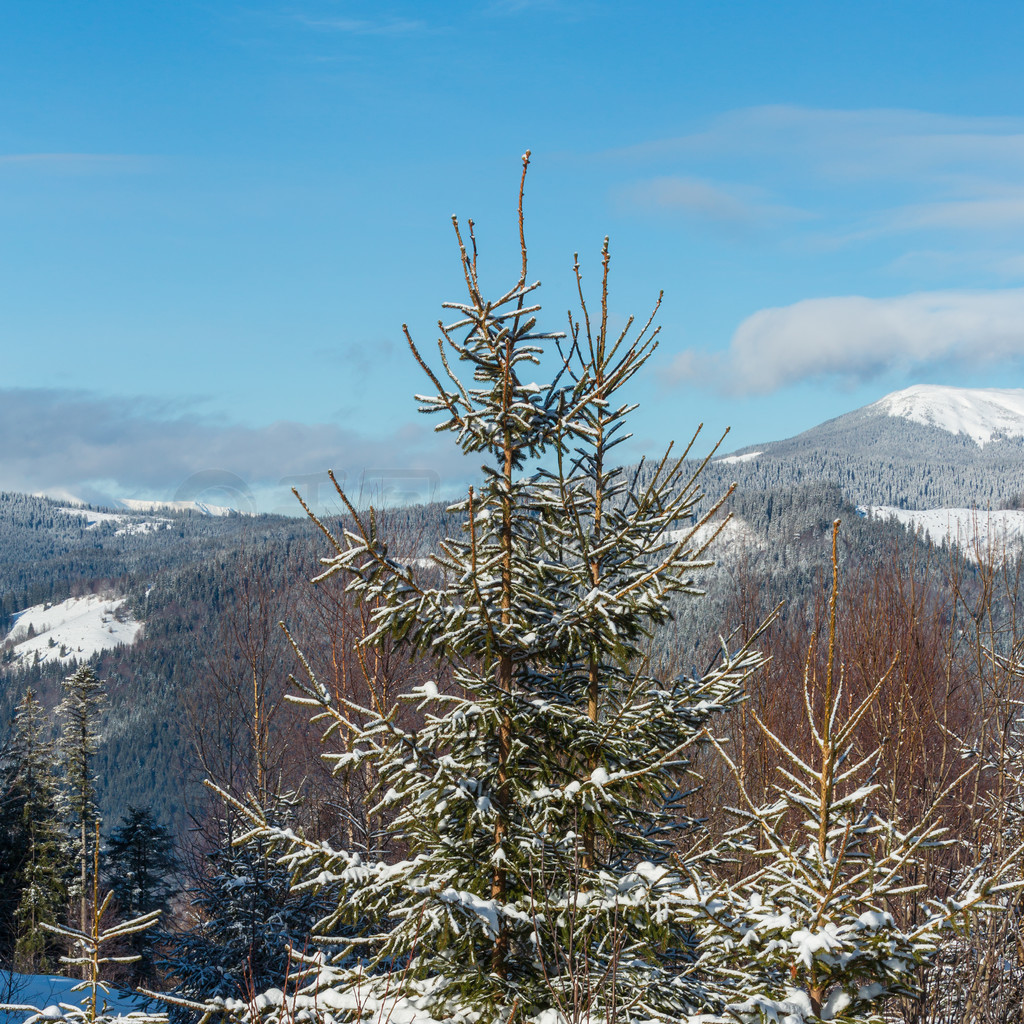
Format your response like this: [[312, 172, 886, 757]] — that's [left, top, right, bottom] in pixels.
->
[[4, 593, 142, 669], [696, 385, 1024, 509], [119, 498, 244, 516], [0, 493, 458, 832], [0, 492, 269, 626], [860, 504, 1024, 562]]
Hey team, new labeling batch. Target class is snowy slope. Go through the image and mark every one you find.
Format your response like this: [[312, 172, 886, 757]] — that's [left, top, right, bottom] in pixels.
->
[[3, 594, 143, 669], [56, 507, 171, 536], [860, 505, 1024, 561], [119, 498, 240, 516], [715, 450, 762, 465], [869, 385, 1024, 446], [665, 516, 764, 558]]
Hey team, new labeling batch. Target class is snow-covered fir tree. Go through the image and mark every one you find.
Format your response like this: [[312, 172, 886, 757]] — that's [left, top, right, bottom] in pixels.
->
[[687, 522, 1021, 1024], [918, 642, 1024, 1022], [34, 827, 166, 1024], [160, 801, 337, 1016], [209, 155, 764, 1024], [59, 666, 108, 943], [1, 687, 69, 972]]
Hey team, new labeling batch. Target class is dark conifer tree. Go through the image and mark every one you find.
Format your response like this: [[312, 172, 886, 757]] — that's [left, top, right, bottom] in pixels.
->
[[2, 688, 68, 972], [162, 806, 334, 1010], [0, 738, 26, 965], [105, 806, 179, 987]]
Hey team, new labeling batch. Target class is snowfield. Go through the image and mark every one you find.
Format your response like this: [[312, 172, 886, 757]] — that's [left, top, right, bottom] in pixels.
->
[[860, 505, 1024, 561], [715, 450, 763, 464], [3, 594, 143, 669], [119, 498, 241, 516], [666, 516, 764, 559], [56, 507, 171, 537], [870, 384, 1024, 446]]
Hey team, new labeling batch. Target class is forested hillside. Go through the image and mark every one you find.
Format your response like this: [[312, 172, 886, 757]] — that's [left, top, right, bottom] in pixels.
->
[[702, 402, 1024, 508], [0, 493, 466, 827], [0, 478, 933, 834]]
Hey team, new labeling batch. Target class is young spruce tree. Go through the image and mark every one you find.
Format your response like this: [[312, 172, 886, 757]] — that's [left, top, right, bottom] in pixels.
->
[[161, 804, 334, 1013], [59, 665, 107, 945], [690, 523, 1022, 1024], [2, 687, 68, 972], [216, 155, 764, 1024]]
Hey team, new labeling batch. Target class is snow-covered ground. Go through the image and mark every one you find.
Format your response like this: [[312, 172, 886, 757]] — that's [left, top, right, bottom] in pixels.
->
[[3, 595, 143, 669], [860, 505, 1024, 561], [666, 516, 764, 559], [870, 384, 1024, 446], [0, 973, 155, 1024], [119, 498, 239, 516], [56, 508, 171, 537], [715, 450, 763, 465]]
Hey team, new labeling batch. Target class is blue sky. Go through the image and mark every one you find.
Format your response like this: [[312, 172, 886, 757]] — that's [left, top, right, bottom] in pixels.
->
[[5, 1, 1024, 511]]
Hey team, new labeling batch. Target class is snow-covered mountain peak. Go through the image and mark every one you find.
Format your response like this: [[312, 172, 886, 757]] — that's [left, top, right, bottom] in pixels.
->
[[119, 497, 242, 516], [869, 384, 1024, 446]]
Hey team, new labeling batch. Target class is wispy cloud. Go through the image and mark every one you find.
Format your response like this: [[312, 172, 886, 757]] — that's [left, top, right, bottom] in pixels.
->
[[893, 194, 1024, 231], [611, 106, 1024, 177], [886, 248, 1024, 282], [293, 14, 427, 35], [610, 106, 1024, 247], [616, 174, 808, 227], [672, 288, 1024, 395], [0, 154, 148, 172], [0, 389, 471, 512]]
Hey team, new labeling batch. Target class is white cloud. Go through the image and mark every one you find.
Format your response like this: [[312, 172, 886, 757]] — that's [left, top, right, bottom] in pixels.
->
[[616, 175, 806, 226], [613, 106, 1024, 179], [0, 389, 472, 511], [677, 289, 1024, 395], [611, 106, 1024, 247]]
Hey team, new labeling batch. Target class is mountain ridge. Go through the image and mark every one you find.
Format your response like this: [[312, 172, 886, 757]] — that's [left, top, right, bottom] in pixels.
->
[[701, 383, 1024, 509]]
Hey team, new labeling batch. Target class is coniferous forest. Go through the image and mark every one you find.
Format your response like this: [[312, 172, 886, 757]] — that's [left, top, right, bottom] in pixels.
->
[[7, 163, 1024, 1024]]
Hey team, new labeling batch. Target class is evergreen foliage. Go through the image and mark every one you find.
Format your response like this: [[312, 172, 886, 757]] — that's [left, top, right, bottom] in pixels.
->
[[59, 666, 108, 941], [105, 807, 180, 988], [161, 808, 335, 1012], [218, 156, 764, 1024], [0, 688, 68, 972], [689, 523, 1021, 1023], [39, 835, 165, 1024], [0, 820, 167, 1024], [919, 646, 1024, 1020]]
